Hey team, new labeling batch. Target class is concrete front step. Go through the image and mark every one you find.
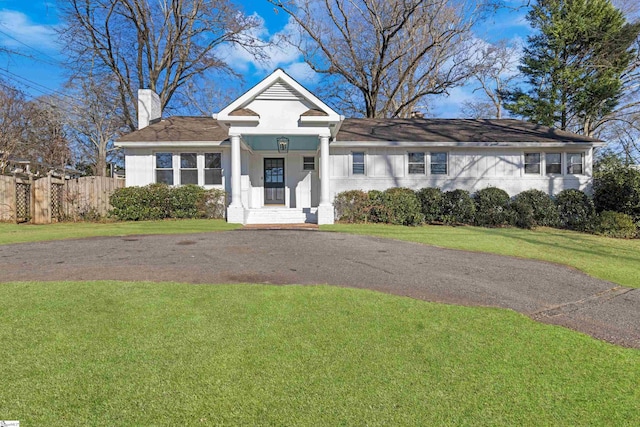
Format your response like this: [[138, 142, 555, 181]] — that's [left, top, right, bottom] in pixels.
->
[[244, 208, 318, 224]]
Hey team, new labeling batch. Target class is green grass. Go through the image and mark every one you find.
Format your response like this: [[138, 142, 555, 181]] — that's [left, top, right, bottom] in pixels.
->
[[323, 224, 640, 288], [0, 219, 240, 245], [1, 282, 638, 425]]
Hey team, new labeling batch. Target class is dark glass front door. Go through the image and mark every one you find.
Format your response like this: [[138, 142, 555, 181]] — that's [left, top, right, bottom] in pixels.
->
[[264, 158, 285, 204]]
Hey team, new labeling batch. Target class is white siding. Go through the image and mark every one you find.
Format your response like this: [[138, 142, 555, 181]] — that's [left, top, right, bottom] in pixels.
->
[[328, 147, 592, 199]]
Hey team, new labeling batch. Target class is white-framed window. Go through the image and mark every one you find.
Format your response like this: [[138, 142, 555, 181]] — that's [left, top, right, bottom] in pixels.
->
[[352, 151, 366, 175], [303, 156, 315, 171], [430, 152, 448, 175], [546, 153, 562, 174], [180, 153, 198, 185], [408, 152, 426, 174], [524, 153, 541, 174], [567, 152, 584, 174], [155, 152, 174, 185], [204, 153, 222, 185]]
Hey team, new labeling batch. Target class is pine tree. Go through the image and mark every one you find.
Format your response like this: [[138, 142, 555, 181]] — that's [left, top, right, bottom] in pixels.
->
[[505, 0, 640, 136]]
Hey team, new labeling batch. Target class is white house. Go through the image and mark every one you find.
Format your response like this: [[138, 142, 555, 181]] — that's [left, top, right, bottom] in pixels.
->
[[116, 69, 604, 225]]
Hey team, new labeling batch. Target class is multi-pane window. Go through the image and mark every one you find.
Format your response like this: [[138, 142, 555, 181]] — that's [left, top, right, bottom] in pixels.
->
[[408, 152, 426, 174], [546, 153, 562, 174], [524, 153, 541, 174], [303, 156, 315, 171], [430, 152, 448, 175], [180, 153, 198, 185], [567, 153, 584, 174], [352, 152, 365, 175], [204, 153, 222, 185], [155, 152, 173, 185]]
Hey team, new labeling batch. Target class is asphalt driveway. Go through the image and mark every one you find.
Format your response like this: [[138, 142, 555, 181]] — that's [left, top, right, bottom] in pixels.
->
[[1, 229, 638, 348]]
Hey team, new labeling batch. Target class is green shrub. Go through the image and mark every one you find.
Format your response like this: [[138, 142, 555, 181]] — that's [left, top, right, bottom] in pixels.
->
[[170, 185, 206, 218], [555, 189, 595, 231], [110, 184, 227, 221], [473, 187, 512, 227], [380, 187, 424, 225], [366, 190, 388, 223], [416, 187, 444, 223], [197, 189, 227, 219], [441, 189, 475, 225], [334, 190, 371, 223], [510, 197, 536, 229], [593, 154, 640, 221], [593, 211, 637, 239], [511, 189, 560, 228]]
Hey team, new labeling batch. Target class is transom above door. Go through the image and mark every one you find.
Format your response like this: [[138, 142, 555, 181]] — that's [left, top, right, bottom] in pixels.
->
[[264, 158, 285, 205]]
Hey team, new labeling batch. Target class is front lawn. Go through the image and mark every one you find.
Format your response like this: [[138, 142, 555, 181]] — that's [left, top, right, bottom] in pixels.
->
[[323, 224, 640, 288], [0, 282, 638, 425], [0, 219, 240, 245]]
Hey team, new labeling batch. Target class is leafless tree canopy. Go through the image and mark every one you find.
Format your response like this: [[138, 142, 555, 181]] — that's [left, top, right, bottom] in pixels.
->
[[64, 75, 128, 176], [0, 82, 27, 174], [58, 0, 263, 131], [268, 0, 488, 118], [464, 40, 519, 119]]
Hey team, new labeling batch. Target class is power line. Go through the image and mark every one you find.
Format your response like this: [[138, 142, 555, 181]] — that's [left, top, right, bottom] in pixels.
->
[[0, 25, 62, 67]]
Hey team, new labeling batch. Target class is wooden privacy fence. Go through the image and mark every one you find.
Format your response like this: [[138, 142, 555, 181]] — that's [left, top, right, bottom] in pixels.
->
[[0, 175, 124, 224]]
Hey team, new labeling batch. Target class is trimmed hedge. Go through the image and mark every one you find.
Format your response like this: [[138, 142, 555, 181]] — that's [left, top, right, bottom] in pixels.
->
[[380, 187, 424, 226], [331, 186, 635, 239], [511, 189, 559, 228], [555, 189, 595, 231], [416, 187, 443, 223], [334, 190, 370, 223], [441, 189, 475, 225], [109, 184, 227, 221], [473, 187, 512, 227], [593, 211, 637, 239]]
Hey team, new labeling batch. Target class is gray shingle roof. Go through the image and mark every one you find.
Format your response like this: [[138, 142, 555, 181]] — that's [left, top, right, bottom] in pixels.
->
[[117, 116, 602, 144], [118, 117, 228, 143], [336, 118, 601, 143]]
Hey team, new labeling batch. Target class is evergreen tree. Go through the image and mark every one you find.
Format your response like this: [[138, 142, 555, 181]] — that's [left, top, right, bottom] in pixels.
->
[[505, 0, 640, 136]]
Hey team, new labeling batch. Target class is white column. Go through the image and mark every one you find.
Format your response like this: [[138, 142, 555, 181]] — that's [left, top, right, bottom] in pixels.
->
[[230, 134, 241, 206], [226, 133, 244, 223], [319, 135, 330, 205], [317, 134, 334, 224]]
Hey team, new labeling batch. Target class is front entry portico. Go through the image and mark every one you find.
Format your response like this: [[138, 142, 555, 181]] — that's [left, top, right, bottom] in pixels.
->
[[215, 69, 343, 225]]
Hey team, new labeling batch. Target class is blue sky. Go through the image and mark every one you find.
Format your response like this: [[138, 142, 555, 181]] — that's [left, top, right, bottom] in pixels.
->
[[0, 0, 531, 117]]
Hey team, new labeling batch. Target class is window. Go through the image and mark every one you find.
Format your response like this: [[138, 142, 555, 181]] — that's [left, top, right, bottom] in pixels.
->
[[180, 153, 198, 185], [204, 153, 222, 185], [567, 153, 584, 174], [303, 156, 315, 171], [546, 153, 562, 174], [524, 153, 541, 174], [408, 152, 426, 174], [352, 152, 365, 175], [155, 152, 173, 185], [430, 152, 448, 175]]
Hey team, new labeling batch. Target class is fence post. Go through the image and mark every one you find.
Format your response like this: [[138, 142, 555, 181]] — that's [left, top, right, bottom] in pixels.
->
[[12, 174, 17, 224], [47, 173, 52, 224], [29, 174, 35, 224]]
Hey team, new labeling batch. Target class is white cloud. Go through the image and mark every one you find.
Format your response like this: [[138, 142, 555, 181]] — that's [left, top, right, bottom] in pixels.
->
[[216, 14, 319, 86], [0, 9, 59, 52], [432, 85, 478, 118]]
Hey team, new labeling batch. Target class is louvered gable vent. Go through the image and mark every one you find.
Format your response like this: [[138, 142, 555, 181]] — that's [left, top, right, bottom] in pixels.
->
[[255, 80, 303, 101]]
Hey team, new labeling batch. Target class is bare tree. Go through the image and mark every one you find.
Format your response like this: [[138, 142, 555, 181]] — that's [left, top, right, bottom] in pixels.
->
[[22, 99, 72, 174], [64, 74, 128, 176], [0, 81, 27, 174], [267, 0, 488, 118], [464, 40, 519, 119], [58, 0, 263, 131]]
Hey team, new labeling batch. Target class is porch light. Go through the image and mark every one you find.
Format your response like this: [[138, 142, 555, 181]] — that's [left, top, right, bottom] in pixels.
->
[[277, 136, 289, 153]]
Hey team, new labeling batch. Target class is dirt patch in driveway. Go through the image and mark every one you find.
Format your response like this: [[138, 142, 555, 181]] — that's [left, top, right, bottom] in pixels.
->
[[1, 230, 638, 348]]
